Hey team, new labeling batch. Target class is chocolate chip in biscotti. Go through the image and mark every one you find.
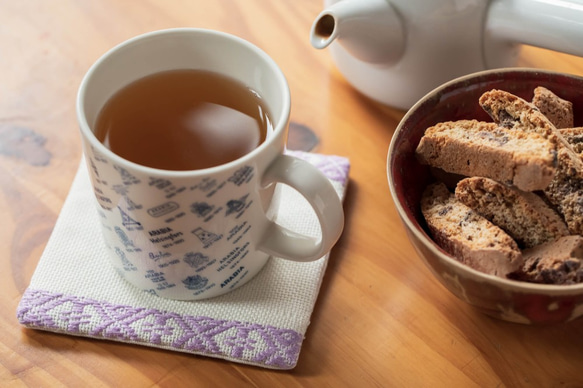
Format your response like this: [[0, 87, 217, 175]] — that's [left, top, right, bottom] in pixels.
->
[[421, 182, 523, 278], [415, 119, 556, 192], [532, 86, 574, 129], [510, 235, 583, 285], [455, 177, 569, 249]]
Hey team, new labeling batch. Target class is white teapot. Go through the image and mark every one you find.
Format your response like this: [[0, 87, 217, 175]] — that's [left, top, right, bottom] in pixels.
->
[[310, 0, 583, 110]]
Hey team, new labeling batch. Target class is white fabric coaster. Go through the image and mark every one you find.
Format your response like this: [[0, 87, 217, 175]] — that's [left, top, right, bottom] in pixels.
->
[[17, 151, 349, 370]]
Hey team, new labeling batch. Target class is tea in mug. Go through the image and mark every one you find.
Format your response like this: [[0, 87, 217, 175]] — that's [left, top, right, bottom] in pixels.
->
[[94, 69, 272, 171]]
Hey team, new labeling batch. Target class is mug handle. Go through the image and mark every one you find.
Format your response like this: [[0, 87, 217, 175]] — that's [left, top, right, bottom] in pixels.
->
[[259, 154, 344, 262]]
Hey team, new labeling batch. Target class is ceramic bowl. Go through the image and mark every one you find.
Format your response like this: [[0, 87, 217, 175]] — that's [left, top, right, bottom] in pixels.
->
[[387, 68, 583, 324]]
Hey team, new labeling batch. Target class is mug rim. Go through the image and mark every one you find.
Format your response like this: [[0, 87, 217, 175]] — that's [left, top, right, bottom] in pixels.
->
[[76, 27, 291, 178]]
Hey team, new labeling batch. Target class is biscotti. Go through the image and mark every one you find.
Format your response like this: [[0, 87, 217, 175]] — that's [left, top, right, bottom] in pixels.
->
[[532, 86, 574, 129], [479, 89, 562, 140], [421, 182, 523, 277], [479, 89, 582, 169], [455, 177, 569, 248], [417, 87, 583, 285], [511, 236, 583, 285], [479, 89, 583, 235], [544, 161, 583, 236], [415, 119, 556, 191]]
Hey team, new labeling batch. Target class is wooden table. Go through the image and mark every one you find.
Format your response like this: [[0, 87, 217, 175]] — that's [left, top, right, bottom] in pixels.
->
[[2, 1, 583, 386]]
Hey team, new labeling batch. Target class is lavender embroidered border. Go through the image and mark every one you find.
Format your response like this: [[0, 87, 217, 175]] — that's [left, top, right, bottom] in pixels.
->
[[17, 289, 302, 369]]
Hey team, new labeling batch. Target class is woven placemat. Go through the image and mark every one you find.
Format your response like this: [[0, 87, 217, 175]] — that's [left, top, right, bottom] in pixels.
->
[[17, 151, 349, 370]]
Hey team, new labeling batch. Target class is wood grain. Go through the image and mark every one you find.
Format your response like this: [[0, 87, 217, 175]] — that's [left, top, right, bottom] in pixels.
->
[[2, 1, 583, 386]]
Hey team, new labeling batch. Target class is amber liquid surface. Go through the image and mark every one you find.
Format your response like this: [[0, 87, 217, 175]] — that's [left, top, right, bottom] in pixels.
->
[[94, 69, 272, 170]]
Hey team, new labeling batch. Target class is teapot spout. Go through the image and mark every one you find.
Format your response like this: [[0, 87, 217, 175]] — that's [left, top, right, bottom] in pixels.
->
[[310, 0, 405, 65], [486, 0, 583, 67]]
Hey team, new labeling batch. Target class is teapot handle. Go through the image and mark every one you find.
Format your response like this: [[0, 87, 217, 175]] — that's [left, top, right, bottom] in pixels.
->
[[485, 0, 583, 66]]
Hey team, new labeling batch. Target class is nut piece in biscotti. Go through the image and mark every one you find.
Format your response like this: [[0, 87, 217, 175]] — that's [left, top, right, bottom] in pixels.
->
[[559, 127, 583, 155], [455, 177, 569, 249], [415, 119, 556, 191], [531, 86, 574, 129], [420, 182, 523, 277], [479, 89, 583, 235], [511, 236, 583, 285]]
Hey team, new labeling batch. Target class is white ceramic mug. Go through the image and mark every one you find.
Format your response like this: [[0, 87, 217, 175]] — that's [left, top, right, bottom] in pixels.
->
[[76, 28, 344, 300]]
